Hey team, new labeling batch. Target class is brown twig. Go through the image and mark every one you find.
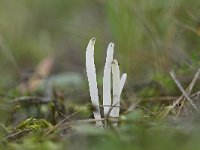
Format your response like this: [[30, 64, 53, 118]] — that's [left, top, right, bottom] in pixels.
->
[[61, 117, 119, 128], [12, 96, 51, 105], [140, 96, 178, 102], [1, 129, 32, 141], [170, 70, 199, 112], [45, 111, 80, 136]]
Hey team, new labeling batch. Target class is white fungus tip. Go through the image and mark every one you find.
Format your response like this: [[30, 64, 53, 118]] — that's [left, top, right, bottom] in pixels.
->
[[109, 42, 114, 48], [122, 73, 127, 78], [119, 73, 127, 95], [90, 37, 96, 44]]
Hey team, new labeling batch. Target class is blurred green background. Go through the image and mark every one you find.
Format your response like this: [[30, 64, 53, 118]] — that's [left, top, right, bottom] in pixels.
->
[[1, 0, 200, 149], [0, 0, 200, 95]]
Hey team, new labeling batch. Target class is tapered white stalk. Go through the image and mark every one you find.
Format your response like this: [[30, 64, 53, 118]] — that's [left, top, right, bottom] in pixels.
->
[[119, 73, 127, 95], [103, 43, 114, 116], [86, 38, 102, 126], [110, 60, 120, 118]]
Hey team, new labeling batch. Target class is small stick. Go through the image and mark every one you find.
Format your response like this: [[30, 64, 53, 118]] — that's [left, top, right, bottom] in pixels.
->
[[170, 71, 199, 112], [45, 111, 80, 136], [172, 68, 200, 108], [12, 96, 51, 104], [1, 129, 32, 141], [61, 117, 119, 128]]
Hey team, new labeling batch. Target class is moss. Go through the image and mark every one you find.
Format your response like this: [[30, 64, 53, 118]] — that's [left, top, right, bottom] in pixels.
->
[[16, 117, 53, 131]]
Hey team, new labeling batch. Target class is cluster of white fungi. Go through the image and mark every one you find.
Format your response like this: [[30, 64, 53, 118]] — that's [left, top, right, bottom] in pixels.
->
[[86, 38, 127, 126]]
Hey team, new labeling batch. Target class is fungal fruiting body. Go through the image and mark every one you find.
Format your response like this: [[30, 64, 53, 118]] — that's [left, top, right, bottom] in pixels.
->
[[86, 38, 102, 126], [86, 38, 127, 126], [103, 43, 114, 116], [110, 60, 120, 118]]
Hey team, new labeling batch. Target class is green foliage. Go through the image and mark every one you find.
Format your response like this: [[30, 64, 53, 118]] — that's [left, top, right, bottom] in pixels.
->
[[7, 135, 63, 150], [138, 72, 177, 97], [106, 0, 200, 80], [67, 111, 200, 150], [16, 117, 52, 131]]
